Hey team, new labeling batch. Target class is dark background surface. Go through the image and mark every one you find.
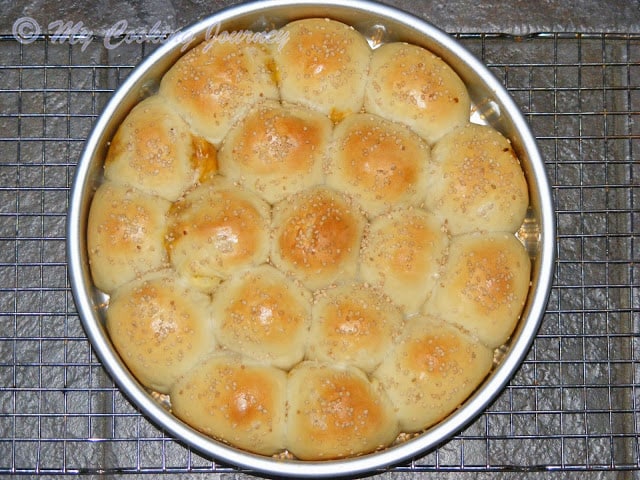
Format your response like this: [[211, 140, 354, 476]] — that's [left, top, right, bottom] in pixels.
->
[[0, 1, 638, 479]]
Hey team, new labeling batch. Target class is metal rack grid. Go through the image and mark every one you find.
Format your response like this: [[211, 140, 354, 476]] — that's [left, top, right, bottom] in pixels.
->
[[0, 31, 638, 476]]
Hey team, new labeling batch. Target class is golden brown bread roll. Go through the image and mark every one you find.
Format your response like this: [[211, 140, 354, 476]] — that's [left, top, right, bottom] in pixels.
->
[[271, 186, 366, 290], [272, 18, 371, 121], [373, 315, 493, 432], [159, 40, 279, 145], [425, 123, 529, 235], [360, 207, 449, 314], [218, 100, 331, 203], [104, 95, 217, 202], [87, 181, 170, 293], [166, 178, 271, 292], [307, 282, 404, 373], [211, 264, 312, 370], [286, 361, 399, 460], [170, 352, 287, 456], [327, 113, 431, 217], [426, 231, 531, 348], [365, 42, 470, 144], [106, 269, 215, 393]]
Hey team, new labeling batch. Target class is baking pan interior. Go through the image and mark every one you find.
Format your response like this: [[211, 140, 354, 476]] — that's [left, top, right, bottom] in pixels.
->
[[67, 0, 556, 477]]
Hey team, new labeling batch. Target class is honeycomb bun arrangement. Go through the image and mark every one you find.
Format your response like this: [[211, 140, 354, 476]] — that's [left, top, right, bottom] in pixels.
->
[[87, 17, 532, 460]]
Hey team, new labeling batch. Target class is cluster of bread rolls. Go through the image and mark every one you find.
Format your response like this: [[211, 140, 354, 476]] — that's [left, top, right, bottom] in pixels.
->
[[87, 17, 531, 460]]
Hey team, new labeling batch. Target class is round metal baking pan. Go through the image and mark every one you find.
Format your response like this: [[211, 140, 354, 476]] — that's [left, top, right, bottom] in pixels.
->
[[67, 0, 555, 476]]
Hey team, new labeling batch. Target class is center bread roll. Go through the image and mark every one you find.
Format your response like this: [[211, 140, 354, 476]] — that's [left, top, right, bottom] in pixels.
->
[[360, 207, 449, 314], [271, 186, 366, 290], [307, 282, 405, 373], [286, 362, 399, 460], [165, 178, 271, 291]]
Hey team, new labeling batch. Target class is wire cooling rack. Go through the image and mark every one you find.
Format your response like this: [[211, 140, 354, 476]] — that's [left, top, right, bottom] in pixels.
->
[[0, 31, 638, 476]]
